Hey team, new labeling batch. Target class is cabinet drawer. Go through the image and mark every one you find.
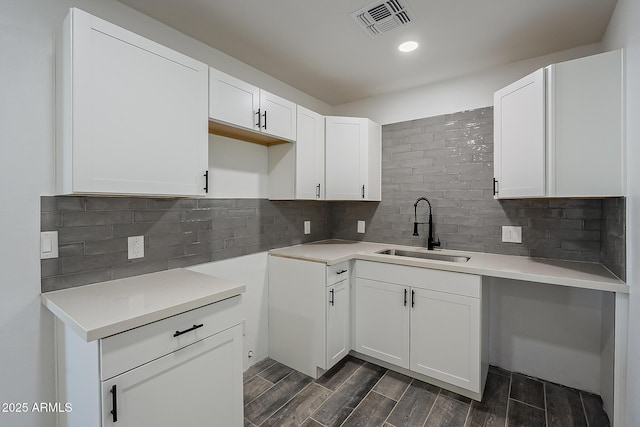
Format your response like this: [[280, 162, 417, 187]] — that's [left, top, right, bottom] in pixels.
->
[[356, 260, 480, 298], [101, 296, 242, 380], [327, 261, 350, 285]]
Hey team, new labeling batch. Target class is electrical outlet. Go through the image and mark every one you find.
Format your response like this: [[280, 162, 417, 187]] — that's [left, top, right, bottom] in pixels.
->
[[304, 221, 311, 234], [357, 220, 365, 234], [128, 235, 144, 259], [501, 226, 522, 243]]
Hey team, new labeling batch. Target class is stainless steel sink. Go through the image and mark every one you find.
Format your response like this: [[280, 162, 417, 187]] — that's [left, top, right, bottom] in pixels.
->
[[376, 249, 470, 263]]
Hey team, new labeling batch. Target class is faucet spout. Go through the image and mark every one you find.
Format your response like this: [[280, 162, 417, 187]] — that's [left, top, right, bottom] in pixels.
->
[[413, 197, 441, 250]]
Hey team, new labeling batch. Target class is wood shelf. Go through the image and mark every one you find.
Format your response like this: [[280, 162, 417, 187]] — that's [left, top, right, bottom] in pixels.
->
[[208, 120, 292, 146]]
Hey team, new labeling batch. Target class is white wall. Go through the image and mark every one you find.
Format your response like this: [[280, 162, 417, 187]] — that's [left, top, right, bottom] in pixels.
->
[[333, 44, 603, 125], [488, 278, 605, 394], [208, 135, 269, 199], [0, 22, 56, 427], [187, 252, 270, 369], [603, 0, 640, 425], [0, 1, 329, 426]]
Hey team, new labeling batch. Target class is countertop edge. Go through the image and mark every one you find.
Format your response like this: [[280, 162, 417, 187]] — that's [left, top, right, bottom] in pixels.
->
[[42, 283, 246, 342], [269, 243, 628, 294]]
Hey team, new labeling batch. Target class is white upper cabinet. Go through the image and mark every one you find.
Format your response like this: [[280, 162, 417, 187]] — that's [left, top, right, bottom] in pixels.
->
[[56, 8, 209, 197], [209, 68, 260, 132], [209, 68, 296, 142], [547, 50, 623, 197], [493, 49, 624, 199], [325, 117, 381, 201], [494, 69, 546, 198], [295, 106, 326, 200]]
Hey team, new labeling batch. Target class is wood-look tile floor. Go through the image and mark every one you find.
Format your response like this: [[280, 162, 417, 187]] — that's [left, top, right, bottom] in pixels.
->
[[243, 356, 610, 427]]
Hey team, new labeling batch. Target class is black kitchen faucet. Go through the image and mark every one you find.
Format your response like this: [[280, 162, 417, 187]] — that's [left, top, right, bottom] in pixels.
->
[[413, 197, 441, 250]]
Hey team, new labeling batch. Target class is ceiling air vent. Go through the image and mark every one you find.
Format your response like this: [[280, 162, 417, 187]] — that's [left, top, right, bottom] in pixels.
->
[[350, 0, 415, 38]]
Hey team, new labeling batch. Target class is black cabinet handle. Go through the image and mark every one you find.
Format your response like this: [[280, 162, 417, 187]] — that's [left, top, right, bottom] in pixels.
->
[[336, 269, 348, 275], [329, 288, 335, 306], [255, 109, 261, 127], [204, 170, 209, 193], [262, 110, 267, 129], [411, 290, 415, 308], [492, 178, 498, 196], [316, 184, 321, 199], [173, 323, 204, 338], [361, 185, 365, 199], [404, 288, 407, 307], [110, 384, 118, 422]]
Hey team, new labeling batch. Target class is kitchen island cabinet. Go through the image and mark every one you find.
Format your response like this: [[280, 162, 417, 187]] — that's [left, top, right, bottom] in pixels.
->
[[42, 268, 245, 427]]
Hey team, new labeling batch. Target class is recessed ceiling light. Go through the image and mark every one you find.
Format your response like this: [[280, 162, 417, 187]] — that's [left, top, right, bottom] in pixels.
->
[[398, 41, 418, 53]]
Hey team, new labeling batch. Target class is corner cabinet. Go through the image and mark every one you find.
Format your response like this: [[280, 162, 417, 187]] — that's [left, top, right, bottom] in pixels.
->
[[56, 8, 209, 197], [209, 68, 296, 143], [268, 255, 351, 378], [354, 261, 488, 400], [494, 49, 624, 199], [325, 117, 382, 201], [56, 297, 244, 427]]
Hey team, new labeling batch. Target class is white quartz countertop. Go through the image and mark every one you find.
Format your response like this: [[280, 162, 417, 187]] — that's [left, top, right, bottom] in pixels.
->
[[270, 240, 628, 293], [41, 268, 246, 341]]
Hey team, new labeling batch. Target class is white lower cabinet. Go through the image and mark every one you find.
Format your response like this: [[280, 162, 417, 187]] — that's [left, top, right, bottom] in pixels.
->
[[409, 288, 480, 391], [326, 278, 350, 367], [56, 297, 243, 427], [268, 255, 351, 378], [354, 261, 487, 399], [354, 279, 409, 368]]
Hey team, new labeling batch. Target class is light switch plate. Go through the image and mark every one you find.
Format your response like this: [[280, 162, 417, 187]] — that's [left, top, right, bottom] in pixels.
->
[[40, 231, 59, 259], [502, 226, 522, 243], [304, 221, 311, 235], [128, 235, 144, 259], [357, 220, 366, 234]]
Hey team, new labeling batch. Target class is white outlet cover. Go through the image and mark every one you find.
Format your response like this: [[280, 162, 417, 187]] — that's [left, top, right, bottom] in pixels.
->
[[304, 221, 311, 234], [357, 220, 366, 233], [501, 226, 522, 243], [128, 235, 145, 259]]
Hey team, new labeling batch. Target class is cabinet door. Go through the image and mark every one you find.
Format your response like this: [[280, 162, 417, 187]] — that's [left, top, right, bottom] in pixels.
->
[[68, 9, 208, 196], [260, 90, 296, 141], [101, 325, 243, 427], [493, 68, 545, 198], [325, 117, 367, 200], [410, 288, 480, 393], [326, 280, 350, 370], [547, 50, 623, 197], [296, 106, 326, 200], [209, 68, 260, 131], [354, 278, 409, 368]]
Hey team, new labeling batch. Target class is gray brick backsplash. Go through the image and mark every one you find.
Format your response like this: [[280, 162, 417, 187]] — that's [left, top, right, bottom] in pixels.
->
[[41, 196, 331, 291], [329, 106, 626, 280], [40, 106, 626, 291]]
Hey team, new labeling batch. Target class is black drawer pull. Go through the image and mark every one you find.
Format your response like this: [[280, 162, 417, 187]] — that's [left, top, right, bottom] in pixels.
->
[[336, 269, 348, 275], [329, 288, 335, 306], [110, 384, 118, 422], [173, 323, 204, 337]]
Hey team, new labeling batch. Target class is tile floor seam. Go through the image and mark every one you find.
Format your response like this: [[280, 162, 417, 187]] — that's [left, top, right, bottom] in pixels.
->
[[337, 386, 380, 427], [420, 383, 439, 427], [509, 396, 546, 411], [460, 395, 473, 427], [329, 361, 366, 395], [309, 415, 329, 427], [246, 359, 277, 381], [381, 377, 414, 427], [296, 387, 333, 427], [258, 380, 315, 427], [580, 392, 591, 427], [243, 376, 279, 407], [504, 373, 513, 427]]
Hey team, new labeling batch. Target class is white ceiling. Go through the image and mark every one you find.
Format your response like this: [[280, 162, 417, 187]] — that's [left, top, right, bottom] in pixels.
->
[[117, 0, 617, 106]]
